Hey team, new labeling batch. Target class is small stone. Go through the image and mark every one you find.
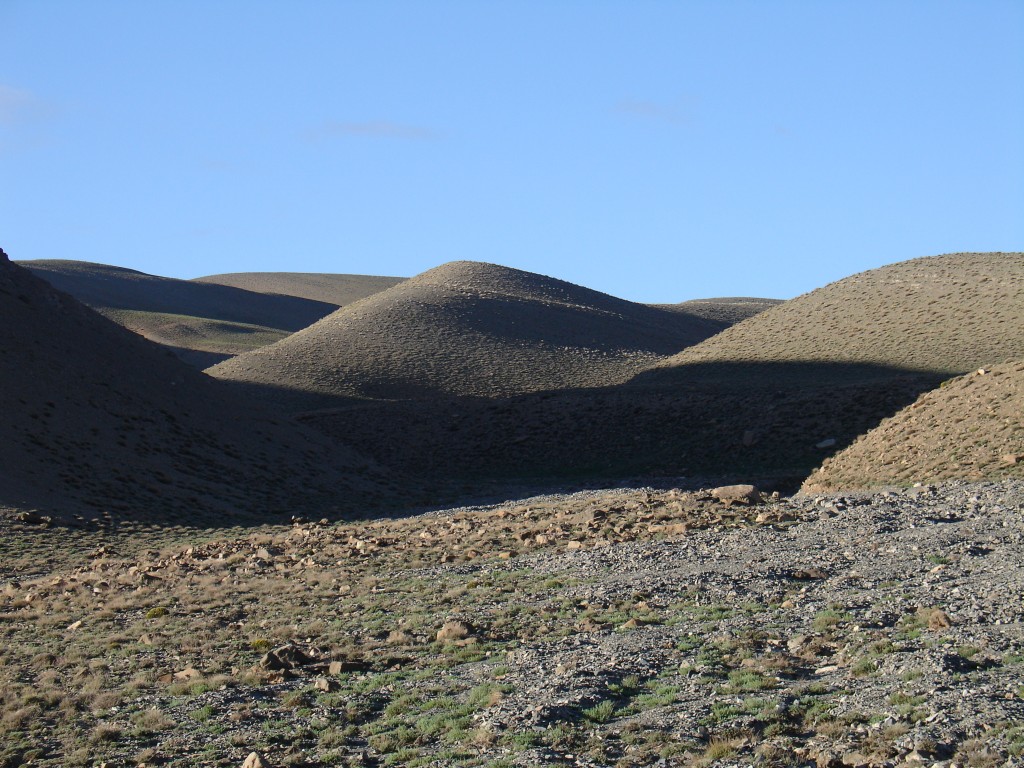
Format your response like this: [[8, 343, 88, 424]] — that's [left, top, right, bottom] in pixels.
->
[[173, 667, 202, 680], [815, 438, 837, 449], [241, 753, 269, 768], [566, 540, 583, 550], [313, 676, 339, 692], [260, 644, 314, 671], [66, 619, 83, 631], [711, 484, 762, 505]]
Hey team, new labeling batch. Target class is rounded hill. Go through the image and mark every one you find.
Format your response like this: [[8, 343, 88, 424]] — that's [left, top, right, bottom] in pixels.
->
[[209, 261, 728, 399], [803, 362, 1024, 492], [0, 250, 391, 522], [19, 260, 338, 367], [194, 271, 406, 306], [643, 253, 1024, 385]]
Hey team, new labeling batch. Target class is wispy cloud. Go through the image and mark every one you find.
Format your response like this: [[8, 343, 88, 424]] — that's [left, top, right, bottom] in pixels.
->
[[614, 98, 693, 125], [0, 84, 52, 125], [308, 120, 438, 141]]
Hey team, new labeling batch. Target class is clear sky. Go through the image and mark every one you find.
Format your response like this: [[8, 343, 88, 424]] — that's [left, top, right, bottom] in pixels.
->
[[2, 1, 1022, 303]]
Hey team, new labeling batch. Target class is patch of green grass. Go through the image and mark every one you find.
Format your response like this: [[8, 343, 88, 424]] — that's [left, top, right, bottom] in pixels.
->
[[582, 699, 616, 723]]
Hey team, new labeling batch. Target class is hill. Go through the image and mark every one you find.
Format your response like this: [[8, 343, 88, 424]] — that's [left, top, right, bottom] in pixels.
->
[[193, 271, 406, 306], [302, 253, 1024, 489], [643, 252, 1024, 386], [0, 249, 394, 523], [803, 361, 1024, 492], [209, 260, 731, 400], [651, 296, 783, 327], [18, 260, 337, 366]]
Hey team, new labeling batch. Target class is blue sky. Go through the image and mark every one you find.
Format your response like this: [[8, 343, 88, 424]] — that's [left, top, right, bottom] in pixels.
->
[[2, 1, 1022, 302]]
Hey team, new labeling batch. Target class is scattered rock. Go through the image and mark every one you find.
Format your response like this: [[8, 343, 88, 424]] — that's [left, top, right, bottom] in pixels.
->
[[260, 644, 315, 671], [241, 753, 269, 768], [711, 484, 762, 505]]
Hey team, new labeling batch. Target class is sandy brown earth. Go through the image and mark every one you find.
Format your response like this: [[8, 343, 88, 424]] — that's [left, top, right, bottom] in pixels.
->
[[19, 260, 338, 367], [194, 272, 406, 307], [803, 362, 1024, 493], [645, 252, 1024, 386], [209, 261, 733, 400], [651, 297, 783, 327], [0, 250, 398, 524]]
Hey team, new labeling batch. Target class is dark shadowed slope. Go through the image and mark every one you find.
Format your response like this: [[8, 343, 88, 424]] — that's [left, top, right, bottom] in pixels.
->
[[209, 261, 729, 400], [803, 361, 1024, 492], [641, 253, 1024, 386], [300, 254, 1023, 489], [194, 271, 406, 307], [19, 260, 338, 367], [0, 250, 394, 523]]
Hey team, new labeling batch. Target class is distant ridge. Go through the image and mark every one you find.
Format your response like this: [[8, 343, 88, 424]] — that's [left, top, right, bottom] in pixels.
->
[[194, 271, 406, 306], [651, 297, 783, 327], [803, 362, 1024, 492], [209, 260, 731, 400], [644, 252, 1024, 385], [0, 249, 393, 522], [19, 260, 338, 367]]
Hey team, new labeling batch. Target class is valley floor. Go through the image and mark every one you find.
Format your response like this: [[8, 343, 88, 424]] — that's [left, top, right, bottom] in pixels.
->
[[1, 480, 1022, 767]]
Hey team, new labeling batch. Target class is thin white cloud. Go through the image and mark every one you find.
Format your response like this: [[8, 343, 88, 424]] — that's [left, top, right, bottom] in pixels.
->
[[309, 120, 437, 141], [0, 84, 51, 125]]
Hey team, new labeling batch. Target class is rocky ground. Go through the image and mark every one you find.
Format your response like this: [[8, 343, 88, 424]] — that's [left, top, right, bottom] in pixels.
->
[[1, 480, 1022, 767]]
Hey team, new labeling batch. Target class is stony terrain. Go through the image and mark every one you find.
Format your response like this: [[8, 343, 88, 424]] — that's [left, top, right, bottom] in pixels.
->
[[208, 261, 734, 400], [1, 479, 1021, 767], [0, 251, 396, 522], [193, 272, 406, 308], [804, 363, 1024, 493]]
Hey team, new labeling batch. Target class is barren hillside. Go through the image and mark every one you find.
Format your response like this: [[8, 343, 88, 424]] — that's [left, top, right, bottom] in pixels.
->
[[210, 261, 729, 400], [19, 260, 337, 367], [194, 271, 405, 306], [651, 296, 783, 327], [643, 252, 1024, 386], [803, 361, 1024, 492], [0, 250, 394, 523]]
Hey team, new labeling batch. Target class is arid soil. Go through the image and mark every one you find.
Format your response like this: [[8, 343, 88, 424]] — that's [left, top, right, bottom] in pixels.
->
[[208, 261, 733, 400], [649, 252, 1024, 384], [0, 252, 397, 522], [1, 480, 1021, 767], [18, 260, 339, 367], [804, 362, 1024, 493], [3, 248, 1023, 767], [652, 297, 783, 326], [193, 272, 407, 307]]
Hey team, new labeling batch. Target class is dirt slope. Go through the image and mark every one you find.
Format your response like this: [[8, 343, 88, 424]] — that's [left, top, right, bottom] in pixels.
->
[[803, 362, 1024, 492], [644, 252, 1024, 385], [19, 260, 337, 366], [194, 271, 405, 306], [209, 261, 727, 399], [0, 250, 393, 523], [651, 296, 782, 326]]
